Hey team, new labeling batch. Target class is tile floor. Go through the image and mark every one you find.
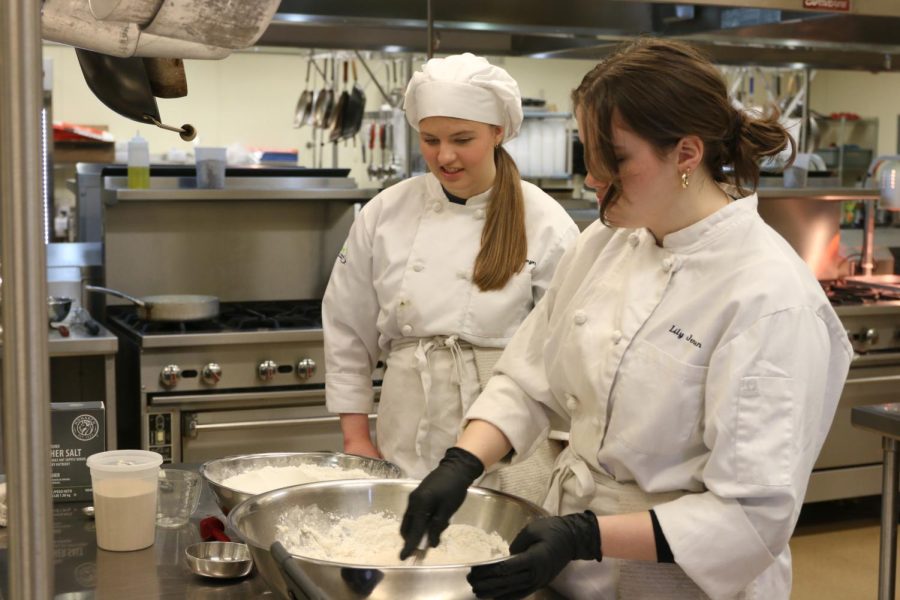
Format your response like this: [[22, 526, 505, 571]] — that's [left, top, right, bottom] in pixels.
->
[[791, 496, 892, 599]]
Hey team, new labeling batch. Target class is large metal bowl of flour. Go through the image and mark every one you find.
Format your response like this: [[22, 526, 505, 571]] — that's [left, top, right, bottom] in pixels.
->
[[227, 479, 550, 600], [200, 452, 403, 515]]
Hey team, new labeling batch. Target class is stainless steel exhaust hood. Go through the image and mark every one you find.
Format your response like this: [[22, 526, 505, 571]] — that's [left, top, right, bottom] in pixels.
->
[[260, 0, 900, 71]]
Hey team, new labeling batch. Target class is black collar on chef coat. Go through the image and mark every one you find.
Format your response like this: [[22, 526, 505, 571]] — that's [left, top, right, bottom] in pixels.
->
[[442, 187, 468, 205]]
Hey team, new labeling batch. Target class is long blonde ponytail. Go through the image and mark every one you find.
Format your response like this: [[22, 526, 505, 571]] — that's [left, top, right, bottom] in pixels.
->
[[472, 146, 527, 291]]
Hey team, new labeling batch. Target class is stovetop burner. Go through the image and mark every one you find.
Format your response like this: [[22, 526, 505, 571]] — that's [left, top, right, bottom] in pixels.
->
[[820, 280, 900, 306], [108, 300, 323, 336]]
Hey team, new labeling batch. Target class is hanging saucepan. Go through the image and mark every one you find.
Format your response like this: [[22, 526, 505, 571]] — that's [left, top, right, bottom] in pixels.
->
[[341, 60, 366, 140], [330, 61, 350, 143], [85, 285, 219, 322]]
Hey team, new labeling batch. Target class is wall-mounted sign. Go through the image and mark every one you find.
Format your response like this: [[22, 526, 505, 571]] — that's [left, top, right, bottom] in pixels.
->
[[803, 0, 851, 11]]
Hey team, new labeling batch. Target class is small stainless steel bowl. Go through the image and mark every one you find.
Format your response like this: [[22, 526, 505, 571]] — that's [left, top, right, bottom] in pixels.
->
[[185, 541, 253, 579], [48, 296, 73, 323]]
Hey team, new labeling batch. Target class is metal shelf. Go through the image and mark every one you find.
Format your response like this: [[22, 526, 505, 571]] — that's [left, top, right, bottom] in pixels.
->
[[756, 188, 880, 202], [111, 188, 378, 203]]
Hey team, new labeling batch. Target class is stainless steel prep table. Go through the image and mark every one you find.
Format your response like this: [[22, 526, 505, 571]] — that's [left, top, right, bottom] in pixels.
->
[[0, 465, 567, 598], [851, 403, 900, 600], [0, 467, 273, 598]]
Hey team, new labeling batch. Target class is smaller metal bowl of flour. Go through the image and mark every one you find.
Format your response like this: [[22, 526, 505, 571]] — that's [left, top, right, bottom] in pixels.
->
[[185, 541, 254, 579], [200, 451, 403, 515]]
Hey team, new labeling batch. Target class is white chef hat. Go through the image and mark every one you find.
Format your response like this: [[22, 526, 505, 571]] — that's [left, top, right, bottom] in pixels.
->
[[403, 53, 523, 142]]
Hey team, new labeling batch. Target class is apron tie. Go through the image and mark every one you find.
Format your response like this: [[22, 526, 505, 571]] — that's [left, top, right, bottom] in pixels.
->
[[412, 335, 468, 458], [544, 447, 596, 515]]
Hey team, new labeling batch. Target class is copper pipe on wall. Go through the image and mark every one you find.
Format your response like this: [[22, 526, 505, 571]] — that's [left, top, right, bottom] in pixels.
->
[[0, 0, 55, 598]]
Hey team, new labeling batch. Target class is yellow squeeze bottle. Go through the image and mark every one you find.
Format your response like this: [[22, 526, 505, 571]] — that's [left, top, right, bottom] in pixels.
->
[[127, 132, 150, 189]]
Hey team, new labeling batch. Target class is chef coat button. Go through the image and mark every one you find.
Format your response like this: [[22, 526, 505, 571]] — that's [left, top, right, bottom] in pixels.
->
[[457, 270, 469, 280], [565, 394, 578, 412], [573, 310, 587, 326], [433, 202, 443, 212], [662, 257, 674, 272], [591, 416, 602, 427], [612, 330, 623, 344], [413, 263, 424, 272], [628, 233, 640, 247], [474, 208, 485, 219], [401, 324, 413, 336], [670, 256, 682, 272]]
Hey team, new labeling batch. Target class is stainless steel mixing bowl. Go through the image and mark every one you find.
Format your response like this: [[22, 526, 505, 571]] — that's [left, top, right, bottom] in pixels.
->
[[227, 479, 549, 600], [200, 451, 403, 515], [48, 296, 72, 323]]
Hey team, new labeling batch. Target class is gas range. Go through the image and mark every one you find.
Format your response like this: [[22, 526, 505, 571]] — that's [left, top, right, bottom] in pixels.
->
[[107, 300, 324, 346], [106, 299, 340, 460], [808, 277, 900, 502], [819, 279, 900, 355]]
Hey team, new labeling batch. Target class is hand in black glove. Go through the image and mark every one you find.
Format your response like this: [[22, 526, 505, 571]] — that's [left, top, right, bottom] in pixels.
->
[[399, 446, 484, 560], [467, 511, 602, 600]]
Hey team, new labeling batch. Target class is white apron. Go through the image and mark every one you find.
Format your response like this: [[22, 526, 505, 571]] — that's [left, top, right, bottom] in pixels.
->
[[377, 336, 559, 504], [545, 447, 710, 600]]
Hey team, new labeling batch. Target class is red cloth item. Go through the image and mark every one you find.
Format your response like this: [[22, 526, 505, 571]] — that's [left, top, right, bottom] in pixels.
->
[[199, 516, 231, 542]]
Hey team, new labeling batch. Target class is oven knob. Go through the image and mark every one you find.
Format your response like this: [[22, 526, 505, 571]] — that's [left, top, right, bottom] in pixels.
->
[[258, 360, 278, 381], [296, 358, 317, 380], [160, 365, 181, 389], [201, 363, 222, 385], [862, 328, 879, 344]]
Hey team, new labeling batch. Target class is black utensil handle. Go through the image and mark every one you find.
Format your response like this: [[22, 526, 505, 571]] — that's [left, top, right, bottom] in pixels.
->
[[270, 542, 326, 600], [84, 319, 101, 336]]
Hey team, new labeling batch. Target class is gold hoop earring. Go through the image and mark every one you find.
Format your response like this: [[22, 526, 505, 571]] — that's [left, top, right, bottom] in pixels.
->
[[680, 170, 690, 190]]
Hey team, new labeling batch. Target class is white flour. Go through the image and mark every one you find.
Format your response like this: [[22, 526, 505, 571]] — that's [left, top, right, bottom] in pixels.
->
[[276, 505, 509, 566], [221, 464, 375, 494]]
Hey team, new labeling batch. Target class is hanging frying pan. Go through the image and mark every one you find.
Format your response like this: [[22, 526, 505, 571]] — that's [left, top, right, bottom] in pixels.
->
[[142, 57, 187, 98], [330, 61, 349, 143], [294, 58, 314, 128], [312, 57, 335, 128], [341, 60, 366, 140], [75, 48, 197, 141], [85, 285, 219, 322]]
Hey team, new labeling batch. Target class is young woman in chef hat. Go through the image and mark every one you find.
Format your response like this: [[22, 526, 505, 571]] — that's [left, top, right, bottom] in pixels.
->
[[399, 38, 853, 599], [322, 53, 579, 498]]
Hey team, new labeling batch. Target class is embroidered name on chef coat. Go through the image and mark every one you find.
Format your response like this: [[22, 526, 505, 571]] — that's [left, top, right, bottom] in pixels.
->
[[668, 324, 702, 349]]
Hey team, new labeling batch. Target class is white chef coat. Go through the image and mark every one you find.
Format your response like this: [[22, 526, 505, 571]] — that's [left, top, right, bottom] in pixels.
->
[[323, 171, 579, 432], [465, 192, 853, 599]]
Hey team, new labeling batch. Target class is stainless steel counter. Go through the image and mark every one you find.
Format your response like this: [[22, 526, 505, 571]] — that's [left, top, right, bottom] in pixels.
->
[[0, 323, 118, 357], [0, 471, 273, 599], [0, 466, 567, 599], [852, 403, 900, 600], [47, 324, 118, 357]]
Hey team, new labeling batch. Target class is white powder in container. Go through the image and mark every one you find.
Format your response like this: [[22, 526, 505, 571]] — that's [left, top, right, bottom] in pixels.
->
[[221, 464, 376, 495], [93, 478, 157, 551], [275, 506, 509, 566]]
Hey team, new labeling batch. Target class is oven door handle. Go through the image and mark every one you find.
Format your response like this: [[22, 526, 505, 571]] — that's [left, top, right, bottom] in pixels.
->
[[154, 389, 329, 407], [186, 414, 376, 437]]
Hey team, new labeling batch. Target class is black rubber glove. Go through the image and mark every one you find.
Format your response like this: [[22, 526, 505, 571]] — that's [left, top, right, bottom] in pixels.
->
[[399, 446, 484, 560], [467, 511, 602, 600]]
